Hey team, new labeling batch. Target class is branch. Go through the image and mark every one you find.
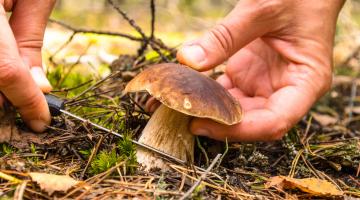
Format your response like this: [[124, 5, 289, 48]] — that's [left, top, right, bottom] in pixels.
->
[[49, 19, 142, 42], [150, 0, 156, 40], [106, 0, 171, 61], [107, 0, 147, 39], [50, 1, 174, 62]]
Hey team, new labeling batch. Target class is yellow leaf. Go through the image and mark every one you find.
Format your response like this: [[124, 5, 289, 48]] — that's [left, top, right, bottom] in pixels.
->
[[266, 176, 343, 196], [29, 172, 82, 195]]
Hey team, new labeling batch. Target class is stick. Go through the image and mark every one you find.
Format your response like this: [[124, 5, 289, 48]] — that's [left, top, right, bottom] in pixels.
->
[[107, 0, 147, 39], [179, 154, 222, 200], [80, 135, 106, 179], [49, 19, 142, 41], [150, 0, 156, 40]]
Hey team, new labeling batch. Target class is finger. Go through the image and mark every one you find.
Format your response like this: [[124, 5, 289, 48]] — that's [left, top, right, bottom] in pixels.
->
[[216, 74, 233, 89], [2, 1, 14, 11], [190, 109, 285, 141], [216, 75, 267, 111], [220, 39, 285, 99], [30, 67, 52, 93], [177, 0, 287, 71], [0, 5, 50, 132], [9, 0, 55, 67], [9, 0, 55, 92], [227, 88, 267, 112], [190, 85, 315, 141]]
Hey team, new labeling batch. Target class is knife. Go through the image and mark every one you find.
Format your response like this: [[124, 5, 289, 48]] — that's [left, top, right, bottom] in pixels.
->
[[45, 94, 188, 165]]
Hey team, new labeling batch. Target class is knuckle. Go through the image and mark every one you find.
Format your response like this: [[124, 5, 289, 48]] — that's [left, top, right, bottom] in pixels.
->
[[208, 23, 234, 57], [257, 0, 283, 14], [0, 60, 20, 87], [252, 0, 285, 20], [18, 39, 43, 50]]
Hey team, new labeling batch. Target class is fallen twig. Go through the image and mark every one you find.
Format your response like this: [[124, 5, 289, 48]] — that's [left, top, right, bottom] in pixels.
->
[[179, 154, 221, 200]]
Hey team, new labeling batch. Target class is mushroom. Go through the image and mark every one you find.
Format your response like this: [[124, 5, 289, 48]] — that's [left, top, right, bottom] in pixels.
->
[[124, 63, 242, 170]]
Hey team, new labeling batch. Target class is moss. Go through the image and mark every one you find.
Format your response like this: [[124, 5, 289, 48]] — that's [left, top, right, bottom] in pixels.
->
[[0, 144, 15, 156], [90, 149, 119, 174], [89, 133, 137, 175], [117, 133, 137, 174]]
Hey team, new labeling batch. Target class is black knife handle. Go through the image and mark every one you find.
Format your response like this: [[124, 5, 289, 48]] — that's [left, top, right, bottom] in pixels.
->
[[45, 94, 65, 116]]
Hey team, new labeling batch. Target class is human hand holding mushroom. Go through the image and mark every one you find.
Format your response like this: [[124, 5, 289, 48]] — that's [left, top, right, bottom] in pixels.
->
[[125, 0, 345, 170], [175, 0, 345, 141]]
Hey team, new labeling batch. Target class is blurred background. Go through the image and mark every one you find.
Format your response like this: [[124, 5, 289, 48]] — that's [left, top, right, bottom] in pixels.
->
[[44, 0, 360, 76]]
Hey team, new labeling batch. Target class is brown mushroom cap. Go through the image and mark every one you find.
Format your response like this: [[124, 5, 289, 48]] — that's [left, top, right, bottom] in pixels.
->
[[124, 63, 242, 125]]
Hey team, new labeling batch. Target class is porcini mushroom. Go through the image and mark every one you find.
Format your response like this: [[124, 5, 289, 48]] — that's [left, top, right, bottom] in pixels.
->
[[124, 63, 242, 170]]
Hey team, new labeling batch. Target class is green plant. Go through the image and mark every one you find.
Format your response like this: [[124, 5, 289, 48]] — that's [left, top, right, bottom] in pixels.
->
[[0, 144, 15, 156], [79, 149, 92, 159], [28, 143, 39, 163], [0, 195, 14, 200], [47, 66, 93, 98], [117, 134, 136, 162], [192, 184, 205, 200], [90, 149, 119, 174], [117, 133, 137, 174], [89, 132, 138, 175]]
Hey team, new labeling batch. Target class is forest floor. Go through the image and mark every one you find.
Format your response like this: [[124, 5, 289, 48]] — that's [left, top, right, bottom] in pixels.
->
[[0, 1, 359, 199]]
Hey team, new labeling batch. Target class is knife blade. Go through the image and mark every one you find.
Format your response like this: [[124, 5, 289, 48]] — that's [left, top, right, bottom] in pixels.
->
[[44, 94, 188, 165]]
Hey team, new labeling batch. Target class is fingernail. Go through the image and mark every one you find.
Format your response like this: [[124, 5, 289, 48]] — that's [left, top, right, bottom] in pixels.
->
[[193, 128, 211, 136], [30, 67, 52, 93], [178, 45, 206, 69], [28, 120, 47, 133]]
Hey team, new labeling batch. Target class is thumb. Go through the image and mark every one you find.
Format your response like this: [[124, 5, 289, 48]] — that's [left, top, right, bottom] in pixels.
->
[[177, 0, 285, 71]]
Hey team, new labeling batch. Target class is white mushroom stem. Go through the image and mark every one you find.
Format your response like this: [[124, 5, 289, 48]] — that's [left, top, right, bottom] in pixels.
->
[[137, 104, 194, 170]]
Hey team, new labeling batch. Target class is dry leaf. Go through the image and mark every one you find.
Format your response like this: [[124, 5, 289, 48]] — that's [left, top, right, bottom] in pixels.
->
[[0, 107, 18, 143], [266, 176, 343, 196], [29, 172, 81, 195], [0, 106, 52, 148], [311, 112, 338, 126]]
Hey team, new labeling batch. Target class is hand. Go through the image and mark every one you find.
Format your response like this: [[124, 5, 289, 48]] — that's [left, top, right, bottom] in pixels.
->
[[177, 0, 345, 141], [0, 0, 55, 132]]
